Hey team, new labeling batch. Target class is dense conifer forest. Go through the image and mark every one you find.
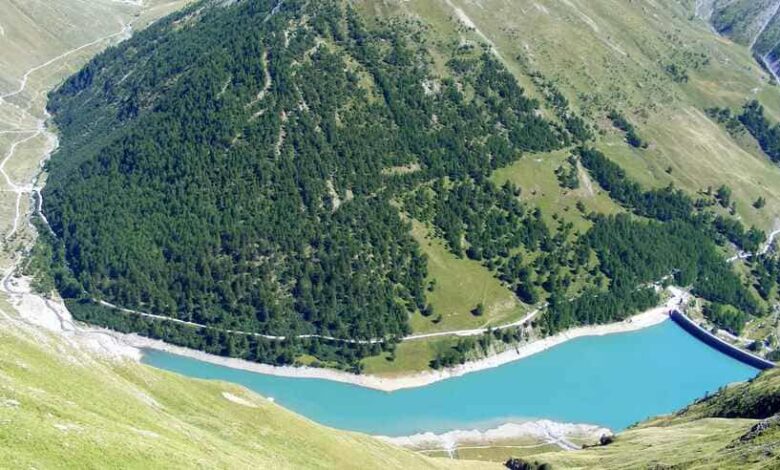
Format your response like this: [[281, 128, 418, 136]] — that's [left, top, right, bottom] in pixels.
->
[[38, 0, 775, 370], [739, 100, 780, 163], [41, 0, 565, 368]]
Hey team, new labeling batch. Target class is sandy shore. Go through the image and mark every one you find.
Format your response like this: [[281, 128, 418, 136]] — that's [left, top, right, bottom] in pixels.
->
[[377, 420, 610, 451], [123, 287, 686, 392]]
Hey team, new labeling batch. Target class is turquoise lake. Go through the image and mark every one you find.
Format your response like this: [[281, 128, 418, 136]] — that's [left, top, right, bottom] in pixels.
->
[[142, 320, 759, 436]]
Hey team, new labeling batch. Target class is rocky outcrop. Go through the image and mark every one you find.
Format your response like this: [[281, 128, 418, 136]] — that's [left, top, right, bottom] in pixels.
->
[[737, 414, 780, 442]]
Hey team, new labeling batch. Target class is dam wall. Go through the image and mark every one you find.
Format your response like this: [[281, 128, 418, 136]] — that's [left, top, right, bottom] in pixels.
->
[[670, 310, 775, 370]]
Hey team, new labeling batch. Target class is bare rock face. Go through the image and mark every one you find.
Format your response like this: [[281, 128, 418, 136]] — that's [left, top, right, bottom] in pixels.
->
[[599, 433, 615, 446]]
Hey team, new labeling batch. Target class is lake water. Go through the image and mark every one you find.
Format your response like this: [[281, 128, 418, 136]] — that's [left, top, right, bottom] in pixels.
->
[[142, 320, 759, 436]]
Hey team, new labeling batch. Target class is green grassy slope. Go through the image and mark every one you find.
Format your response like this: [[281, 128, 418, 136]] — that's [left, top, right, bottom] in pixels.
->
[[408, 220, 528, 335], [366, 0, 780, 231], [491, 149, 623, 233], [0, 299, 490, 469], [504, 369, 780, 468]]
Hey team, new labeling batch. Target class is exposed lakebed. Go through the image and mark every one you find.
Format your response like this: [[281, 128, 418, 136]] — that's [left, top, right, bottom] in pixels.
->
[[143, 320, 758, 436]]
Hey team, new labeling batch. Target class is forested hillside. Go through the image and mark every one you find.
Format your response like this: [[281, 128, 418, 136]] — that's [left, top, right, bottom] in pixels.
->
[[39, 0, 780, 371], [41, 0, 567, 369]]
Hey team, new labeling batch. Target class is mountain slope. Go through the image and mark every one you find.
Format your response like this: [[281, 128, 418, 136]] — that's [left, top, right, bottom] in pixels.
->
[[0, 2, 489, 467], [0, 0, 190, 256], [707, 0, 780, 81], [1, 1, 779, 467], [37, 0, 780, 373], [373, 0, 780, 230], [40, 0, 568, 370], [521, 368, 780, 468], [0, 297, 488, 469]]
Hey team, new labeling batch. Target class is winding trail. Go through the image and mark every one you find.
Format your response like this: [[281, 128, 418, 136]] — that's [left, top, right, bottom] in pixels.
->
[[403, 307, 543, 341], [539, 425, 579, 451], [95, 280, 684, 345], [726, 228, 780, 262], [0, 18, 133, 241], [693, 0, 709, 21], [0, 21, 133, 241], [0, 128, 38, 237], [95, 298, 543, 344], [0, 4, 181, 368], [0, 22, 131, 102], [0, 14, 150, 347], [97, 299, 386, 344], [0, 129, 38, 134]]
